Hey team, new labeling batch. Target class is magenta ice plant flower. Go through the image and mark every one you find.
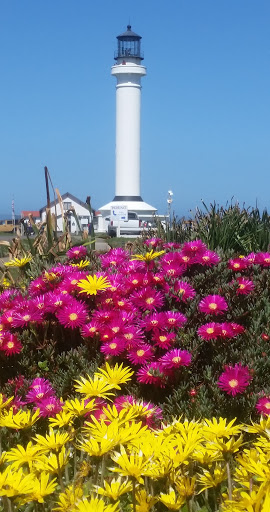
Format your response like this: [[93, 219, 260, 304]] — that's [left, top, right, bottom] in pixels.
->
[[218, 363, 251, 396], [198, 295, 228, 315]]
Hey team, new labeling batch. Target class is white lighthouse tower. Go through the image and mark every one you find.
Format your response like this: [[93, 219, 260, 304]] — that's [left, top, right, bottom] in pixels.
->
[[98, 25, 156, 230]]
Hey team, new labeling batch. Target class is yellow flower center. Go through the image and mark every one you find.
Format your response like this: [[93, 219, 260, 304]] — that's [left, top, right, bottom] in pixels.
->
[[182, 256, 189, 262], [109, 343, 117, 349], [71, 279, 78, 285], [168, 269, 175, 275], [7, 317, 13, 322], [61, 290, 68, 295], [110, 286, 117, 292], [202, 256, 210, 261], [168, 318, 176, 324], [179, 288, 185, 294], [172, 356, 181, 363], [206, 328, 214, 334], [7, 342, 14, 349], [55, 301, 63, 306], [265, 402, 270, 410], [46, 404, 55, 411], [89, 327, 96, 332], [124, 333, 133, 340], [146, 297, 155, 304], [229, 379, 238, 388], [74, 250, 80, 254], [159, 336, 167, 342], [234, 263, 240, 268], [105, 298, 113, 304], [112, 327, 120, 333], [36, 393, 44, 399], [265, 258, 270, 263], [239, 284, 246, 289], [111, 261, 117, 266], [23, 315, 31, 321], [69, 313, 78, 321], [137, 350, 145, 357], [132, 279, 138, 284], [150, 320, 158, 326], [118, 301, 125, 306], [209, 303, 217, 310]]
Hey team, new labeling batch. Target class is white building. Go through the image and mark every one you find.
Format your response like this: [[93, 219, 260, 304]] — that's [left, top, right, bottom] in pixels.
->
[[40, 192, 93, 234], [98, 25, 156, 233]]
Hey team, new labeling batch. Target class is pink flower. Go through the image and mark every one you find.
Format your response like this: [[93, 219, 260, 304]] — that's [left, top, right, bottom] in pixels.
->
[[229, 323, 245, 336], [66, 246, 87, 260], [160, 349, 192, 369], [196, 250, 220, 266], [144, 238, 163, 248], [151, 330, 176, 349], [181, 240, 207, 256], [255, 252, 270, 267], [56, 300, 88, 329], [173, 281, 196, 302], [228, 258, 247, 271], [12, 302, 44, 328], [122, 326, 145, 348], [163, 311, 187, 329], [100, 338, 126, 356], [126, 344, 154, 365], [137, 362, 168, 387], [197, 322, 222, 340], [81, 321, 100, 338], [36, 396, 63, 417], [26, 385, 53, 403], [236, 277, 255, 295], [2, 333, 22, 356], [130, 287, 165, 311], [256, 397, 270, 415], [99, 248, 129, 269], [140, 312, 166, 331], [218, 364, 251, 396], [198, 295, 228, 315]]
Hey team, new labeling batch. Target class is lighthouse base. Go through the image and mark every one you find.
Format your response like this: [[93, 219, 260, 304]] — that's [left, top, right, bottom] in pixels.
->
[[97, 198, 157, 234]]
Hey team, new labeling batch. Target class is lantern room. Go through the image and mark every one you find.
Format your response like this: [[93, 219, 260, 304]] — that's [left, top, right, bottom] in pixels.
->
[[115, 24, 144, 61]]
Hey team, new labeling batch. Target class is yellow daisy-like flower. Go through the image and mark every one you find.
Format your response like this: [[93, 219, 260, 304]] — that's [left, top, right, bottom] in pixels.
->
[[77, 274, 111, 295], [29, 472, 58, 503], [4, 256, 32, 267], [203, 417, 243, 440], [63, 398, 97, 418], [74, 375, 116, 399], [71, 260, 90, 268], [198, 464, 227, 492], [95, 478, 132, 501], [0, 409, 40, 429], [110, 445, 150, 484], [53, 484, 83, 511], [131, 249, 165, 262], [1, 278, 11, 288], [33, 429, 72, 454], [0, 394, 14, 411], [5, 441, 40, 470], [159, 488, 185, 510], [49, 410, 74, 428], [95, 363, 134, 388], [35, 447, 70, 474]]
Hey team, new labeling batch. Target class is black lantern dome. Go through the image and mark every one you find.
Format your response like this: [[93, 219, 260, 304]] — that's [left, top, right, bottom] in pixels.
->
[[115, 25, 144, 61]]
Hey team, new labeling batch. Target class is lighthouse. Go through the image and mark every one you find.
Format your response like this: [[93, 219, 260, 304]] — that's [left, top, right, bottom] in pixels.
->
[[98, 25, 156, 230]]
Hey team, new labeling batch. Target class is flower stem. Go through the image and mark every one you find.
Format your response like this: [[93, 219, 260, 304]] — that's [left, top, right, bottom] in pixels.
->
[[132, 478, 136, 512], [226, 461, 232, 501]]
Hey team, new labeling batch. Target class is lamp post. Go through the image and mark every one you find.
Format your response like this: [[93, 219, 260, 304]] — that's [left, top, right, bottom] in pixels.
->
[[167, 190, 173, 229]]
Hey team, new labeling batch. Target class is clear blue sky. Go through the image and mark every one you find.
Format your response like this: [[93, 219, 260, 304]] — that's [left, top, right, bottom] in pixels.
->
[[0, 0, 269, 218]]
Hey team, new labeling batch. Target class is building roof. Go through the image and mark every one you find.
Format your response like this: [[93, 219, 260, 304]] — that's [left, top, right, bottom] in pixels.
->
[[40, 192, 90, 214], [21, 210, 40, 218], [117, 25, 142, 40]]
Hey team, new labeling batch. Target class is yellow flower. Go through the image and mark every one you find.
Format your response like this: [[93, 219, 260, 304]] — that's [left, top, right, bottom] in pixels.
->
[[0, 409, 40, 429], [1, 278, 11, 288], [110, 445, 151, 484], [175, 476, 196, 498], [33, 429, 72, 454], [35, 447, 70, 474], [5, 442, 40, 470], [29, 472, 58, 503], [95, 363, 134, 388], [53, 485, 83, 511], [4, 256, 32, 267], [74, 497, 119, 512], [71, 260, 90, 268], [77, 436, 117, 457], [198, 464, 227, 492], [49, 410, 74, 428], [77, 274, 111, 295], [63, 398, 96, 418], [0, 466, 34, 497], [95, 478, 132, 500], [245, 415, 270, 435], [0, 394, 14, 411], [74, 375, 116, 400], [131, 249, 165, 262], [209, 435, 244, 455], [203, 417, 243, 440], [159, 488, 185, 510], [135, 489, 157, 512]]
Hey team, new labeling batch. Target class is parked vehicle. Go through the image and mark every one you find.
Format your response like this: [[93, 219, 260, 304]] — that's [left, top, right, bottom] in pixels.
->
[[107, 211, 142, 237]]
